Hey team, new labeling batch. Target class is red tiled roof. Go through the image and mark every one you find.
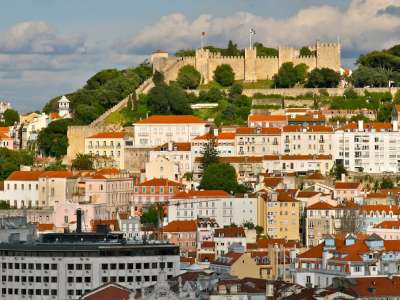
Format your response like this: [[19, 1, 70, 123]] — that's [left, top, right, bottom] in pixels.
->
[[198, 253, 215, 262], [289, 113, 325, 122], [361, 205, 400, 214], [136, 115, 206, 124], [36, 223, 54, 231], [346, 277, 400, 298], [214, 227, 245, 238], [335, 181, 361, 189], [7, 171, 45, 181], [366, 192, 387, 199], [0, 132, 11, 139], [173, 190, 230, 199], [236, 127, 281, 135], [49, 112, 60, 119], [139, 178, 181, 187], [201, 241, 215, 248], [297, 191, 320, 198], [263, 177, 283, 188], [81, 283, 131, 300], [308, 201, 336, 210], [96, 168, 120, 175], [217, 156, 264, 163], [373, 220, 400, 229], [248, 114, 288, 122], [194, 132, 235, 140], [180, 256, 196, 264], [263, 154, 331, 160], [154, 142, 191, 151], [277, 192, 299, 202], [40, 171, 73, 178], [163, 220, 197, 232], [340, 122, 393, 131], [88, 132, 126, 139], [307, 125, 334, 132], [305, 172, 325, 180]]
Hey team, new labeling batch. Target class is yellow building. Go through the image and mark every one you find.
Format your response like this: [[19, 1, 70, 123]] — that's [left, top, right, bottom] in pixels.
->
[[263, 191, 300, 241]]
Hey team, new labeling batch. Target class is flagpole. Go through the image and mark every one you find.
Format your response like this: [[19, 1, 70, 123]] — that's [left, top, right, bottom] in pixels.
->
[[249, 30, 252, 49]]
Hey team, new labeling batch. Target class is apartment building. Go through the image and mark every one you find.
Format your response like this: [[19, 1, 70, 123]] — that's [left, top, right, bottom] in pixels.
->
[[133, 115, 208, 148], [366, 220, 400, 240], [334, 181, 363, 201], [281, 125, 333, 156], [305, 201, 337, 247], [235, 127, 281, 156], [163, 220, 197, 256], [263, 154, 333, 175], [247, 114, 288, 128], [262, 191, 300, 241], [167, 190, 259, 227], [192, 131, 236, 157], [296, 233, 400, 288], [0, 131, 13, 149], [213, 227, 247, 256], [332, 120, 400, 173], [37, 171, 74, 208]]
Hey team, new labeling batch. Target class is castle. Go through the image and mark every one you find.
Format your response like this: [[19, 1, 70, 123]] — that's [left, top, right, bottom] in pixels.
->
[[151, 41, 341, 83]]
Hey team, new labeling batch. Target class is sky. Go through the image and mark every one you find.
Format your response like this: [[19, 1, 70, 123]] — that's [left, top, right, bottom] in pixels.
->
[[0, 0, 399, 112]]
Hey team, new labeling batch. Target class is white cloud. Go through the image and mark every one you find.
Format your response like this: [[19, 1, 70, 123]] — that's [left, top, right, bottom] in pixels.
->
[[118, 0, 400, 56], [0, 21, 86, 54]]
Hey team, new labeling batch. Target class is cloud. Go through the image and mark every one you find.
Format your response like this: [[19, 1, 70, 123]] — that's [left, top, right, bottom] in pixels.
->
[[0, 21, 86, 55], [378, 5, 400, 16], [118, 0, 400, 58]]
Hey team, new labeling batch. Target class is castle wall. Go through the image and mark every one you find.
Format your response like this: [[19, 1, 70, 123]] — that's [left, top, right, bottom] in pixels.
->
[[255, 57, 279, 80], [316, 42, 341, 71], [208, 56, 245, 81], [293, 56, 317, 71]]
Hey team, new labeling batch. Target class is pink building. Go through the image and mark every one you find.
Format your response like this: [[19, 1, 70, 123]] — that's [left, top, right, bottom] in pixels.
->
[[163, 220, 197, 256], [132, 178, 183, 216], [0, 130, 13, 149], [334, 181, 363, 201], [53, 201, 108, 232]]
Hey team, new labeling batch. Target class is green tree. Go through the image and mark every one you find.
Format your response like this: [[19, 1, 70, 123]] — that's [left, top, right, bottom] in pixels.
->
[[201, 136, 219, 170], [152, 70, 165, 86], [330, 161, 348, 180], [199, 163, 246, 193], [213, 64, 235, 87], [380, 177, 394, 189], [0, 201, 10, 209], [228, 83, 243, 99], [0, 148, 34, 180], [1, 109, 19, 126], [85, 69, 120, 90], [37, 119, 78, 158], [299, 47, 313, 56], [71, 154, 94, 170], [306, 68, 340, 88], [344, 88, 358, 99], [177, 65, 201, 89], [175, 49, 195, 57], [294, 63, 309, 84], [351, 66, 389, 88], [198, 87, 223, 103], [273, 62, 298, 88], [140, 205, 162, 226], [253, 42, 278, 57], [255, 225, 264, 235], [146, 83, 192, 115]]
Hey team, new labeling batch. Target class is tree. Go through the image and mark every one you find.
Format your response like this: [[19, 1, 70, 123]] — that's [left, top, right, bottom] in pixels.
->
[[0, 201, 10, 209], [71, 154, 94, 170], [37, 119, 77, 158], [198, 87, 223, 103], [294, 63, 309, 84], [380, 177, 394, 189], [255, 225, 264, 235], [300, 47, 313, 56], [351, 66, 389, 88], [146, 83, 192, 115], [177, 65, 201, 89], [0, 148, 34, 180], [213, 64, 235, 87], [228, 83, 243, 99], [1, 109, 19, 126], [243, 221, 255, 229], [201, 136, 219, 170], [330, 161, 347, 180], [273, 62, 307, 88], [306, 68, 340, 88], [140, 205, 163, 226], [253, 42, 278, 57], [199, 162, 246, 194], [152, 70, 165, 86]]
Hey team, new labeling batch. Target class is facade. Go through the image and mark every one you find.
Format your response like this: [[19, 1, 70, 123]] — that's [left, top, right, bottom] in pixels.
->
[[85, 132, 131, 170], [133, 115, 208, 148], [213, 227, 247, 257], [37, 171, 75, 208], [235, 127, 281, 156], [144, 156, 180, 182], [0, 131, 13, 149], [247, 114, 288, 128], [163, 220, 197, 256], [366, 220, 400, 240], [305, 201, 337, 247], [0, 232, 179, 300], [167, 190, 259, 227], [263, 154, 333, 175], [192, 131, 236, 157], [334, 181, 363, 201]]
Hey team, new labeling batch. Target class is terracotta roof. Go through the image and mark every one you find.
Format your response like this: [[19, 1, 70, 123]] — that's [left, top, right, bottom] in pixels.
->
[[0, 132, 11, 139], [211, 252, 243, 266], [40, 171, 73, 178], [217, 156, 264, 163], [366, 192, 387, 199], [248, 114, 287, 122], [7, 171, 45, 181], [201, 241, 215, 248], [180, 256, 196, 264], [198, 253, 215, 262], [194, 132, 235, 140], [340, 122, 393, 131], [81, 283, 131, 300], [289, 112, 325, 122], [264, 177, 283, 188], [307, 125, 334, 132], [236, 127, 281, 135], [36, 223, 54, 231], [361, 205, 400, 214], [49, 112, 60, 119], [305, 172, 325, 180], [263, 154, 331, 160], [297, 191, 321, 198], [345, 277, 400, 298], [96, 168, 120, 175], [308, 201, 336, 210], [335, 181, 361, 189], [277, 192, 299, 202], [214, 227, 245, 238], [135, 115, 206, 124], [173, 190, 230, 199], [163, 220, 197, 232], [154, 142, 191, 151], [373, 220, 400, 229], [139, 178, 181, 187], [87, 132, 126, 139]]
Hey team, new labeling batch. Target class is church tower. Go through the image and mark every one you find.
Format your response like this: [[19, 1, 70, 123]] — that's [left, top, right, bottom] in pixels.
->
[[58, 95, 71, 118]]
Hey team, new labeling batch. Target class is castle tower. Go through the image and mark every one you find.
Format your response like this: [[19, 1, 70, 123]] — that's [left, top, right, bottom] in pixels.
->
[[195, 48, 210, 84], [58, 95, 70, 118], [245, 48, 257, 82], [316, 41, 341, 71], [278, 46, 296, 68], [150, 50, 169, 73]]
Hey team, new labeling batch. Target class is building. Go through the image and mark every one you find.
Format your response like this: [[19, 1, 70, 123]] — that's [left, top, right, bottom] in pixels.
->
[[167, 190, 260, 227], [295, 233, 400, 289], [0, 127, 13, 149], [20, 113, 51, 149], [247, 114, 288, 128], [0, 216, 36, 243], [58, 95, 71, 118], [213, 227, 248, 257], [85, 132, 132, 169], [133, 115, 208, 148], [37, 171, 74, 208], [152, 42, 341, 84], [366, 220, 400, 240], [163, 220, 197, 256], [235, 127, 281, 156], [192, 131, 236, 157], [144, 156, 181, 182], [261, 191, 300, 241], [0, 231, 179, 300], [263, 154, 333, 175], [334, 181, 363, 201], [305, 201, 337, 247], [333, 121, 400, 173]]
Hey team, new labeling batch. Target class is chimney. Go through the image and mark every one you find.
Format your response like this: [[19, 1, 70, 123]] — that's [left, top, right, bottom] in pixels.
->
[[358, 120, 364, 131], [393, 120, 398, 132], [76, 208, 82, 233]]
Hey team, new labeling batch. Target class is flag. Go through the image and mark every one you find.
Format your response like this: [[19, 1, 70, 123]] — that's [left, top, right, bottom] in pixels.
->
[[250, 28, 256, 35]]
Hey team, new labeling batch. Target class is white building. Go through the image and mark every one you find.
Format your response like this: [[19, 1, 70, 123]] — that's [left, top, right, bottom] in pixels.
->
[[192, 130, 236, 157], [0, 232, 179, 300], [332, 120, 400, 173], [133, 115, 209, 148], [263, 154, 333, 175], [167, 190, 259, 227], [58, 95, 71, 118], [213, 227, 247, 256], [235, 127, 281, 156]]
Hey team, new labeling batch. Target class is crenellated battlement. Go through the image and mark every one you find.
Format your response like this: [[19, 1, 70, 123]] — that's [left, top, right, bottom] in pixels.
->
[[155, 40, 340, 84]]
